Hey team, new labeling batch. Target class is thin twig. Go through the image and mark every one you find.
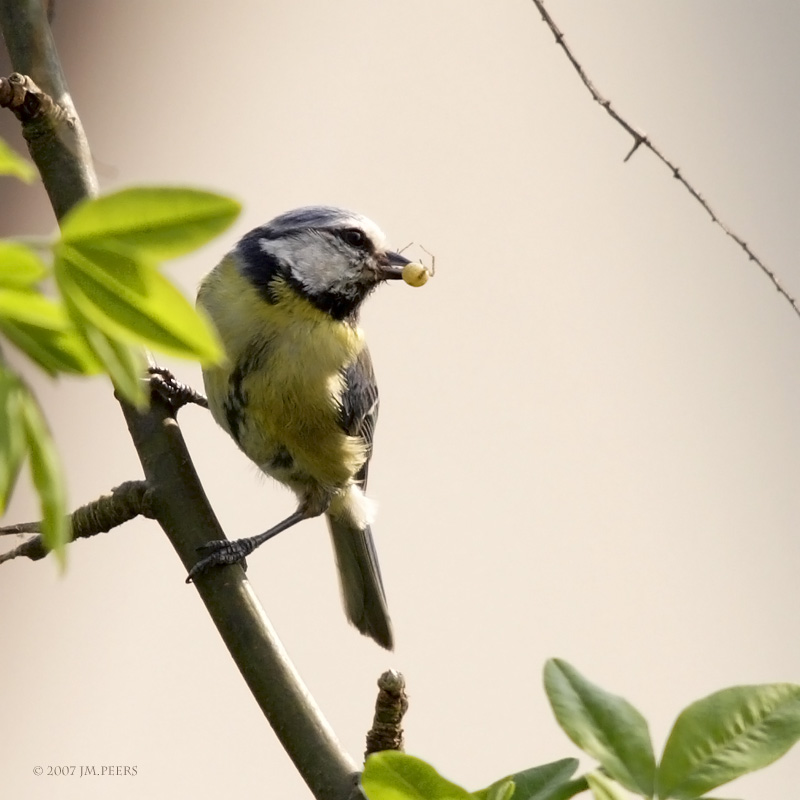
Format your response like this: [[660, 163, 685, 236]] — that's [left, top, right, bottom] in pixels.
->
[[529, 0, 800, 320], [0, 480, 153, 564]]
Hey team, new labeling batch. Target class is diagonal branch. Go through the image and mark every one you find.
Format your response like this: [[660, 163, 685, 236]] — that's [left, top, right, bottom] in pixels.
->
[[120, 393, 360, 799], [529, 0, 800, 321], [0, 2, 359, 798]]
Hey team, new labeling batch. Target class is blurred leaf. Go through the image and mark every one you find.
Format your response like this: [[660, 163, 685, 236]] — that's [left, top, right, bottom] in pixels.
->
[[483, 779, 515, 800], [0, 289, 102, 375], [0, 364, 27, 512], [20, 388, 69, 566], [0, 138, 36, 182], [509, 759, 580, 800], [79, 323, 147, 408], [544, 660, 656, 796], [0, 318, 102, 376], [0, 241, 48, 288], [55, 242, 222, 363], [361, 752, 473, 800], [584, 772, 628, 800], [0, 287, 72, 327], [59, 187, 240, 260], [474, 779, 515, 800], [546, 777, 590, 800], [474, 759, 579, 800], [657, 683, 800, 799]]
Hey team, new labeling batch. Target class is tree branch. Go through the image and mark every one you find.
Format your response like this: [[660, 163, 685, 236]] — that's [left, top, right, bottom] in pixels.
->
[[0, 480, 153, 564], [0, 2, 95, 218], [529, 0, 800, 320], [120, 394, 359, 799], [365, 670, 408, 759], [0, 2, 359, 798]]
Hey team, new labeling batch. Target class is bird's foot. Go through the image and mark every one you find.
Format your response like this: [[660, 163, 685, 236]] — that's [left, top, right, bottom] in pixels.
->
[[187, 512, 307, 583], [148, 366, 209, 411], [185, 538, 254, 583]]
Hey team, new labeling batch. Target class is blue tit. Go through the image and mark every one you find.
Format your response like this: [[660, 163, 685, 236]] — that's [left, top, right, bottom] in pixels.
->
[[188, 206, 412, 650]]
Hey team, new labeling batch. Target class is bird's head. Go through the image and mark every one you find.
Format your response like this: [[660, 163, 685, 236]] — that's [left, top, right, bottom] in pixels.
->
[[235, 206, 411, 320]]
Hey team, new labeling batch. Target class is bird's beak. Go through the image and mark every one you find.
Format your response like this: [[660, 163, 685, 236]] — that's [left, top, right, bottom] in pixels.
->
[[378, 250, 411, 281]]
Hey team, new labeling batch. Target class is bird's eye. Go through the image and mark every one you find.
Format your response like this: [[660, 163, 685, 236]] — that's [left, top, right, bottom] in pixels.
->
[[341, 228, 367, 248]]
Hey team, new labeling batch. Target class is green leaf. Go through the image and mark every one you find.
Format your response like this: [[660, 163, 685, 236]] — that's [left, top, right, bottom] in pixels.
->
[[509, 758, 578, 800], [361, 752, 473, 800], [54, 241, 222, 363], [474, 759, 579, 800], [656, 683, 800, 799], [0, 138, 36, 182], [484, 779, 515, 800], [471, 779, 515, 800], [584, 772, 629, 800], [546, 777, 591, 800], [544, 660, 656, 796], [0, 318, 102, 376], [510, 759, 580, 800], [474, 779, 515, 800], [79, 323, 147, 408], [0, 287, 73, 327], [20, 388, 69, 566], [0, 289, 103, 375], [0, 364, 27, 512], [59, 186, 241, 260], [0, 241, 48, 287]]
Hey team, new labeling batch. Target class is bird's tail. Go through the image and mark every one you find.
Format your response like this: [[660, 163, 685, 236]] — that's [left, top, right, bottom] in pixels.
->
[[326, 506, 393, 650]]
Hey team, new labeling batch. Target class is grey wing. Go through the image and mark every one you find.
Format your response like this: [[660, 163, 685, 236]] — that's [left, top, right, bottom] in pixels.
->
[[334, 345, 393, 648], [339, 346, 379, 490]]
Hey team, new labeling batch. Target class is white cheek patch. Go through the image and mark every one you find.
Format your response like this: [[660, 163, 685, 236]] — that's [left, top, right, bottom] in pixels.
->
[[259, 236, 361, 297], [258, 213, 389, 300]]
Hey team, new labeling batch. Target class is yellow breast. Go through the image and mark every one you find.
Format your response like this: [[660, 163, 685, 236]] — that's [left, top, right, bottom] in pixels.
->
[[198, 254, 367, 490]]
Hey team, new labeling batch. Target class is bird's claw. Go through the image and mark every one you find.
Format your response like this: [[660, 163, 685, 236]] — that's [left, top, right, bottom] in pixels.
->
[[185, 539, 248, 583], [148, 366, 209, 411]]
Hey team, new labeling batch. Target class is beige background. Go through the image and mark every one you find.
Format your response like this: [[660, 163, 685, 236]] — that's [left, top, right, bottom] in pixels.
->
[[2, 2, 800, 798]]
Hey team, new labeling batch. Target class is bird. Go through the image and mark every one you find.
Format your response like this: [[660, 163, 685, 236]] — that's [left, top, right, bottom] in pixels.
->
[[187, 205, 414, 650]]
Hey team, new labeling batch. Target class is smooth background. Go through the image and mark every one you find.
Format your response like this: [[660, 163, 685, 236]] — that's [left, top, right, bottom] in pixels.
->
[[2, 2, 799, 798]]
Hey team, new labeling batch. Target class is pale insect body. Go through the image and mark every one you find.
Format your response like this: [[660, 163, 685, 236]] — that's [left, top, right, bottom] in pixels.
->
[[398, 243, 436, 287]]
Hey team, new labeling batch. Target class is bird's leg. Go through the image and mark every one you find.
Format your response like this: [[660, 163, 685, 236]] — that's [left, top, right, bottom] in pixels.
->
[[185, 508, 309, 583]]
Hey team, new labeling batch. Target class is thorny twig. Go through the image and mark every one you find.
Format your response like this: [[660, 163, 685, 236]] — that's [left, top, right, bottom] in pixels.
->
[[529, 0, 800, 320]]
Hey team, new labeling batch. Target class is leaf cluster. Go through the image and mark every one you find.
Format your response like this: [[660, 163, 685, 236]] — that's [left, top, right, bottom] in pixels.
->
[[361, 659, 800, 800], [0, 139, 240, 562]]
